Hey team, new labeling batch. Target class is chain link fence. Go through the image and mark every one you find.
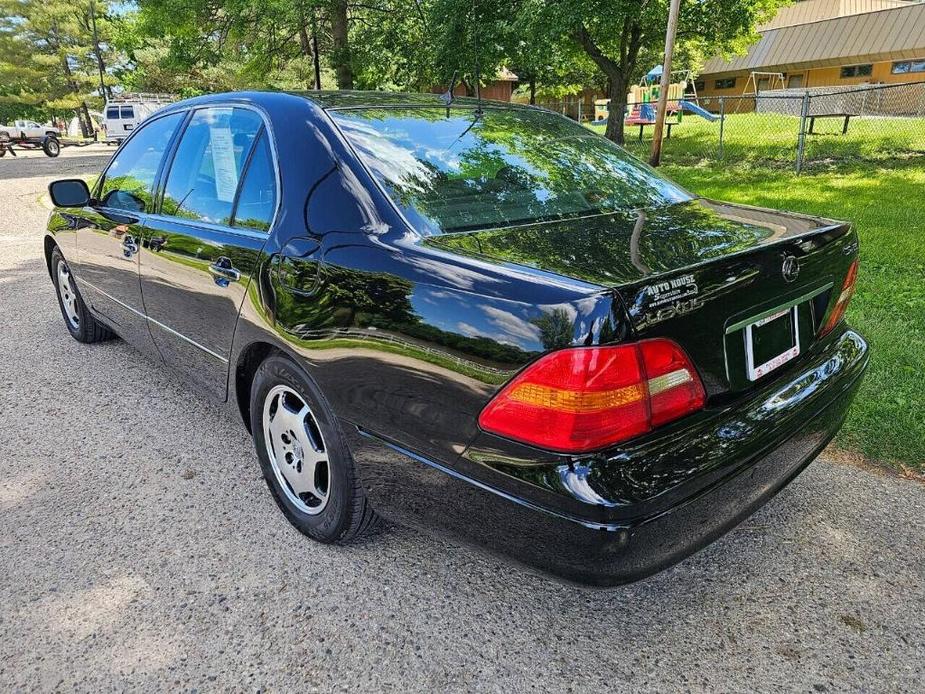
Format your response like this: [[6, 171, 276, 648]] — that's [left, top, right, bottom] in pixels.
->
[[564, 81, 925, 171]]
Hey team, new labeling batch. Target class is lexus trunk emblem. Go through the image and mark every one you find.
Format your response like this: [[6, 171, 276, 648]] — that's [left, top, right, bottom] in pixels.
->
[[781, 255, 800, 283]]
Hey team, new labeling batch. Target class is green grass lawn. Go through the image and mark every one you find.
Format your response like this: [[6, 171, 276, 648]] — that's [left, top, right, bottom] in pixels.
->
[[661, 158, 925, 473], [589, 111, 925, 168]]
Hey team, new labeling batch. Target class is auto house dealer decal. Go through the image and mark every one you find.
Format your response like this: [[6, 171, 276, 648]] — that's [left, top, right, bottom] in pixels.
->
[[645, 273, 699, 308], [635, 273, 704, 327]]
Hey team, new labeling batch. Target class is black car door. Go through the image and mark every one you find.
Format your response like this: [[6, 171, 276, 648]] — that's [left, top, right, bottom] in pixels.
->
[[74, 111, 185, 352], [138, 106, 278, 400]]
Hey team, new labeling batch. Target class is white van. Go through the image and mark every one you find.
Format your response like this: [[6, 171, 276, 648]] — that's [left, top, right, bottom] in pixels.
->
[[103, 94, 175, 144]]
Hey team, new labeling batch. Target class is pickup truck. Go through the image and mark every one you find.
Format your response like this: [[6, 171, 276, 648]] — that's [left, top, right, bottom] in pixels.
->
[[0, 120, 60, 140]]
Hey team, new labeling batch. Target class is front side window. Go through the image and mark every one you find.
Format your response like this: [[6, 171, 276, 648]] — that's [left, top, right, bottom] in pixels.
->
[[161, 107, 263, 225], [98, 111, 184, 212], [332, 106, 690, 235], [233, 132, 276, 232]]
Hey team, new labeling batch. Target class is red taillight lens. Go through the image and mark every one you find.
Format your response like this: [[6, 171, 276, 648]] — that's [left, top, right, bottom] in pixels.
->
[[478, 339, 705, 453], [820, 259, 859, 336]]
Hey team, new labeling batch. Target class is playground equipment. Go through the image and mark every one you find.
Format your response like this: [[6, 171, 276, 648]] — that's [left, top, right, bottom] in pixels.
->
[[731, 71, 787, 113], [594, 66, 718, 138]]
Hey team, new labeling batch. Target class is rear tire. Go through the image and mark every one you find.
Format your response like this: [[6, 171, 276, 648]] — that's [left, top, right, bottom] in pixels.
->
[[250, 354, 382, 543], [43, 137, 60, 157], [50, 246, 114, 343]]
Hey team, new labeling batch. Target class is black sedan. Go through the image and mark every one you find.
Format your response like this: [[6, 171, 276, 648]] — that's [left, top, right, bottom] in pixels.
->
[[45, 91, 868, 585]]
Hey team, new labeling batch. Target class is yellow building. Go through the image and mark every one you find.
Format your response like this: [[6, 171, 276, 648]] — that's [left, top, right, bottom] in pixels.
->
[[697, 0, 925, 98]]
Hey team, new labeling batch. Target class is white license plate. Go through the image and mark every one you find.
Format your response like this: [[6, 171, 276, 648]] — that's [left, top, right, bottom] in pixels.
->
[[744, 305, 800, 380]]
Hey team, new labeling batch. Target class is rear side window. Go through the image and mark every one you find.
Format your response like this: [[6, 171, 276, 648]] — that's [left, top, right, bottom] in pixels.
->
[[233, 132, 276, 232], [161, 107, 263, 225], [106, 107, 120, 119], [120, 106, 135, 119], [98, 112, 184, 212]]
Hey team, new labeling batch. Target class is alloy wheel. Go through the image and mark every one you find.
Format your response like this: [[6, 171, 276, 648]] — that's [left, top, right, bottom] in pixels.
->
[[57, 261, 80, 329], [262, 385, 331, 515]]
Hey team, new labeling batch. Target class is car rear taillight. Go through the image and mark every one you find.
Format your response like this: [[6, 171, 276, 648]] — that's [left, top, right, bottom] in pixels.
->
[[820, 259, 858, 336], [478, 339, 706, 453]]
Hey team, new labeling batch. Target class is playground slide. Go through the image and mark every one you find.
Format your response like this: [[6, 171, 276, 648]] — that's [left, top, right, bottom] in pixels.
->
[[678, 100, 719, 122]]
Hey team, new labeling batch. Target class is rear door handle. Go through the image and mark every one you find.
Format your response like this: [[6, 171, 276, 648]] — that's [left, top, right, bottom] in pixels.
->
[[209, 258, 241, 286]]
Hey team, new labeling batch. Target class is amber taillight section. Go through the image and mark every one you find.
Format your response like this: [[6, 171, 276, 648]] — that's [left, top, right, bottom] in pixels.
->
[[820, 259, 859, 336], [478, 339, 706, 453]]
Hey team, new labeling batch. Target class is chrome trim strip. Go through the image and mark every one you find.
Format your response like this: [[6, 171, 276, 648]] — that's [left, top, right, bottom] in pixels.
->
[[725, 282, 833, 334], [76, 278, 229, 364], [146, 314, 229, 364], [142, 213, 270, 240]]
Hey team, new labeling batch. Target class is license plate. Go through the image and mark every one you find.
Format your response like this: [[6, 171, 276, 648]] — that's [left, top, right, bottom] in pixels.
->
[[744, 305, 800, 380]]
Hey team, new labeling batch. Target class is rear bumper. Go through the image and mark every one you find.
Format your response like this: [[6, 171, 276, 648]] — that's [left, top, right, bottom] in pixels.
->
[[350, 329, 868, 586]]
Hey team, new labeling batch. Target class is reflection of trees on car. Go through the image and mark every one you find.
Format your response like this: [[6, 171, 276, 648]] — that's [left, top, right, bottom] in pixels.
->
[[335, 107, 690, 235], [276, 262, 536, 367], [429, 200, 775, 286]]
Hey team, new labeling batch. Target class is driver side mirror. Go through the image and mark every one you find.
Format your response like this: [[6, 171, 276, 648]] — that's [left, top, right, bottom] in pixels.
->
[[48, 179, 91, 208]]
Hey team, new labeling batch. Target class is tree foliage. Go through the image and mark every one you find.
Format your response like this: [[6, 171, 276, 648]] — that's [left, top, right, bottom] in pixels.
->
[[0, 0, 123, 130], [0, 0, 788, 143], [518, 0, 790, 142]]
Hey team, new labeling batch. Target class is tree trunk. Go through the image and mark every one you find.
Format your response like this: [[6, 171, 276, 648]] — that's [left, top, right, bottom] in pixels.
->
[[573, 21, 642, 145], [604, 77, 627, 145], [298, 22, 314, 89], [80, 101, 93, 139], [89, 1, 109, 99], [329, 0, 353, 90], [529, 78, 536, 105], [59, 53, 92, 138], [312, 25, 322, 89]]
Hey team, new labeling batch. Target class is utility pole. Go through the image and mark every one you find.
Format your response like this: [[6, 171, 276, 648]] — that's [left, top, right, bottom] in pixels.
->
[[649, 0, 682, 166]]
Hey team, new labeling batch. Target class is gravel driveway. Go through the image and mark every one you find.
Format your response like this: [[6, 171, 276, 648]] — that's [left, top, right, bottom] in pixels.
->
[[1, 146, 923, 692]]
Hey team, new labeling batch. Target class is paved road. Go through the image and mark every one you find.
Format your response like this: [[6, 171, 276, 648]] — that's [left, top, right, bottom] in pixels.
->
[[1, 147, 923, 692]]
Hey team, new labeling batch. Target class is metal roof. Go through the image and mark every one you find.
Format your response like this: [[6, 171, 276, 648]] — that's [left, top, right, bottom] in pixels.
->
[[702, 2, 925, 75], [758, 0, 911, 30]]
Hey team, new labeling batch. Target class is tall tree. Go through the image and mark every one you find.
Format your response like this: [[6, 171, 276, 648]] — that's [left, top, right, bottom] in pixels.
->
[[523, 0, 788, 143], [0, 0, 122, 134]]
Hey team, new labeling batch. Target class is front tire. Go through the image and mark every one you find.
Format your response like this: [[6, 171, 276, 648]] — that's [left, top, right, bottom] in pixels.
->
[[250, 354, 381, 543], [50, 246, 113, 343]]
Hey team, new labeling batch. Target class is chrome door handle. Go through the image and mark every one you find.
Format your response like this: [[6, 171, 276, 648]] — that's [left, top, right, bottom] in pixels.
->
[[209, 258, 241, 286]]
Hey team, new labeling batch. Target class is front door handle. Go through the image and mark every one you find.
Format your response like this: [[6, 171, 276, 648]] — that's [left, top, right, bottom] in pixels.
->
[[209, 257, 241, 287]]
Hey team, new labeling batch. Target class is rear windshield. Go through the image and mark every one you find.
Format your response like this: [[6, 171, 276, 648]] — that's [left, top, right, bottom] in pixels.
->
[[331, 106, 690, 235]]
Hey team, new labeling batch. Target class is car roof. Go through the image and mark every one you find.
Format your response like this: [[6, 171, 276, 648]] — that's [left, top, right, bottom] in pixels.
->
[[294, 90, 537, 112], [158, 90, 546, 122], [157, 90, 541, 115]]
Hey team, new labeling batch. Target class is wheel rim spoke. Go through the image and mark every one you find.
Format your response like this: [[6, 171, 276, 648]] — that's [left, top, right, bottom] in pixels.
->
[[57, 263, 79, 328], [262, 385, 330, 514]]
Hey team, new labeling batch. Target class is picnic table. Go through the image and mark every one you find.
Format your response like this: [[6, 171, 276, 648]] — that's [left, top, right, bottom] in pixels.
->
[[625, 118, 679, 142], [808, 113, 856, 135]]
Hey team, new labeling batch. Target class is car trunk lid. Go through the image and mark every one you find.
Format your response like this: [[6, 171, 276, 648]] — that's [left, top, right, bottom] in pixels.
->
[[427, 198, 859, 397]]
